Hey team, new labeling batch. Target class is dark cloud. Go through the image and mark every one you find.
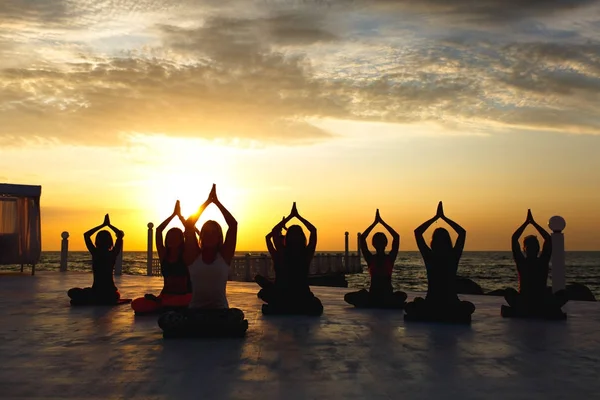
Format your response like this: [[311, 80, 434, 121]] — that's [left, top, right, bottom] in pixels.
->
[[348, 0, 600, 23], [0, 0, 72, 26]]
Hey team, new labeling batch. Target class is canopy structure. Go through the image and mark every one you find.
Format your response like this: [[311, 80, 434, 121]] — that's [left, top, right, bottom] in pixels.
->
[[0, 184, 42, 274]]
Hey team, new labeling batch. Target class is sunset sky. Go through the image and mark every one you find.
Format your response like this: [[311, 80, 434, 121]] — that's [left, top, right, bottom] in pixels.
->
[[1, 0, 600, 251]]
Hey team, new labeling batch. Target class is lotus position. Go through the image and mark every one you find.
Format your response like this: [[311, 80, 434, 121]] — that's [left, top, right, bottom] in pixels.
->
[[344, 209, 407, 309], [68, 214, 129, 306], [404, 202, 475, 323], [501, 209, 568, 319], [255, 202, 323, 316], [158, 185, 248, 338], [132, 201, 193, 314]]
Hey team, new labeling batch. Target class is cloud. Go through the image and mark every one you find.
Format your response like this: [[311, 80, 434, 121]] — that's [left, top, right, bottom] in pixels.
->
[[348, 0, 600, 24], [2, 0, 600, 147]]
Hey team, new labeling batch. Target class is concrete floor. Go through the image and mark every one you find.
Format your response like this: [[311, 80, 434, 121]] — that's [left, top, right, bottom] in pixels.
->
[[1, 272, 599, 399]]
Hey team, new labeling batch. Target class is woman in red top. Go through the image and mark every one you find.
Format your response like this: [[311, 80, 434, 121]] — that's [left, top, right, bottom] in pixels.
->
[[131, 201, 193, 314], [345, 209, 407, 308]]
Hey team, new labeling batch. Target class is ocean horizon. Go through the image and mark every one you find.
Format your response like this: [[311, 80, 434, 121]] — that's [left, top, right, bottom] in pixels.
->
[[5, 251, 599, 298]]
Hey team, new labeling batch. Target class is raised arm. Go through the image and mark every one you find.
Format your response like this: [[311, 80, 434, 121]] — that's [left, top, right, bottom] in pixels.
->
[[102, 216, 123, 255], [212, 186, 238, 265], [415, 204, 442, 258], [183, 194, 212, 266], [512, 210, 531, 264], [438, 203, 466, 258], [156, 201, 180, 260], [111, 229, 124, 255], [83, 214, 109, 253], [291, 203, 317, 258], [531, 214, 552, 263], [377, 210, 400, 261], [360, 213, 378, 263], [266, 216, 290, 258]]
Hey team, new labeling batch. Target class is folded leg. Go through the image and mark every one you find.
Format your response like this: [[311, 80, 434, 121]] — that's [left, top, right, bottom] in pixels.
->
[[161, 293, 193, 308], [344, 289, 369, 307], [132, 296, 161, 314]]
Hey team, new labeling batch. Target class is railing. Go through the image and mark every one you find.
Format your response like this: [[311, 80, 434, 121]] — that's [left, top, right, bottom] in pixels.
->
[[150, 252, 364, 281], [145, 223, 365, 278]]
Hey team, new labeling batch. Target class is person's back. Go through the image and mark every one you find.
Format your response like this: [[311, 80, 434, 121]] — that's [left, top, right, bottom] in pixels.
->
[[188, 252, 229, 309], [424, 253, 458, 303], [91, 248, 118, 292], [368, 254, 394, 295], [518, 257, 549, 298], [161, 257, 191, 295]]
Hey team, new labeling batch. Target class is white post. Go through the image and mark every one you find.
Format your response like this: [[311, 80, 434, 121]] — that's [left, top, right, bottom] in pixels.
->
[[344, 231, 349, 271], [147, 222, 154, 276], [60, 231, 69, 272], [549, 216, 566, 293], [115, 232, 124, 276]]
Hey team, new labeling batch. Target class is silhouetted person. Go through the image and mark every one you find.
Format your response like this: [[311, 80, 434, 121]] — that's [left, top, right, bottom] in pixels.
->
[[132, 201, 193, 314], [255, 202, 323, 316], [68, 214, 126, 305], [404, 202, 475, 323], [255, 216, 286, 302], [502, 209, 568, 319], [344, 209, 407, 308], [158, 185, 248, 337]]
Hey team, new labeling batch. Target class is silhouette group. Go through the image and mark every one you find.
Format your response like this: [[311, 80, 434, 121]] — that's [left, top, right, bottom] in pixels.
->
[[67, 185, 569, 338]]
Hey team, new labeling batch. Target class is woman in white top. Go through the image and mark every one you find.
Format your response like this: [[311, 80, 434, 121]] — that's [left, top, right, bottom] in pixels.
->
[[158, 185, 247, 338]]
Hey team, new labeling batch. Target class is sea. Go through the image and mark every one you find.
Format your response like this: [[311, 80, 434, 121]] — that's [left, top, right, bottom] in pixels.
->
[[8, 251, 600, 298]]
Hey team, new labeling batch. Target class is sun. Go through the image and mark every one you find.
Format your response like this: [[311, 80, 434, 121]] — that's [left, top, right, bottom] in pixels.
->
[[131, 135, 244, 228], [152, 176, 241, 231]]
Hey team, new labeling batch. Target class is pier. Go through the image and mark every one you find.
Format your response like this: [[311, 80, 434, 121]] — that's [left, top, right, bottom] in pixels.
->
[[1, 272, 600, 399]]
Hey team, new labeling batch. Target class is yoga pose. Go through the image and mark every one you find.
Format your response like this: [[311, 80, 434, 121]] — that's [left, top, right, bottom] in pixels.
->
[[404, 202, 475, 323], [68, 214, 128, 306], [131, 200, 193, 314], [344, 209, 407, 308], [502, 209, 568, 319], [158, 185, 248, 337], [255, 202, 323, 316]]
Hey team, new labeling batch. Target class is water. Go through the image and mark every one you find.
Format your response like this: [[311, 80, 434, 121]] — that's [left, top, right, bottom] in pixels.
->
[[8, 251, 600, 298]]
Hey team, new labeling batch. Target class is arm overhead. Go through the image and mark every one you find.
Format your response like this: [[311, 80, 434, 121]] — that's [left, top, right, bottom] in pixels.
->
[[360, 211, 379, 263], [83, 214, 109, 253], [512, 210, 531, 264], [291, 202, 317, 259], [156, 200, 180, 260], [439, 202, 466, 260], [183, 186, 213, 266], [104, 215, 124, 255], [414, 202, 443, 258], [530, 211, 552, 263], [377, 209, 400, 261], [266, 216, 290, 259], [212, 185, 238, 265]]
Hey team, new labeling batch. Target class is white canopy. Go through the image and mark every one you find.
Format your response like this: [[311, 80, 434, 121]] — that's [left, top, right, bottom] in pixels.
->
[[0, 184, 42, 270]]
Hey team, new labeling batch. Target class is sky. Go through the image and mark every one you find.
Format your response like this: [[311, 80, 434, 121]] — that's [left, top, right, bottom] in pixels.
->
[[1, 0, 600, 251]]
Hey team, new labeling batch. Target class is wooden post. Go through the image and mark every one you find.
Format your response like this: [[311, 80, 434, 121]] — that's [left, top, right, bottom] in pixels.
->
[[549, 216, 566, 293], [344, 231, 349, 271], [60, 231, 69, 272], [357, 232, 361, 259], [147, 222, 154, 276], [115, 232, 124, 275]]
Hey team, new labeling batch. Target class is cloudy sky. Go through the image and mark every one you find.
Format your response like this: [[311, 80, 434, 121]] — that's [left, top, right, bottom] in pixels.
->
[[1, 0, 600, 251]]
